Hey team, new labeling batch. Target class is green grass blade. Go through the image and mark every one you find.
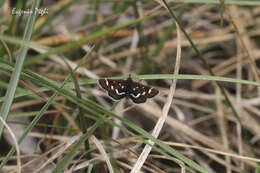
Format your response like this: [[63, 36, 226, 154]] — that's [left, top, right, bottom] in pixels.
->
[[255, 164, 260, 173], [169, 0, 260, 6], [33, 0, 82, 37], [1, 58, 260, 172], [220, 0, 225, 26], [0, 79, 70, 110], [0, 48, 93, 170], [162, 0, 241, 124], [62, 55, 91, 159], [24, 11, 160, 65], [2, 59, 260, 88], [52, 119, 104, 173], [0, 0, 7, 10], [84, 113, 207, 172], [0, 0, 41, 136]]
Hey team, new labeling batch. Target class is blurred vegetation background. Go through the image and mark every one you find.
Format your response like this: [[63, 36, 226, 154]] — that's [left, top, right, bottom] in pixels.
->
[[0, 0, 260, 172]]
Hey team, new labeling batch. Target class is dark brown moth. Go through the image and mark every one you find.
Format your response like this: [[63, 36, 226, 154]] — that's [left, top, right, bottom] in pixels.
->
[[99, 75, 159, 104]]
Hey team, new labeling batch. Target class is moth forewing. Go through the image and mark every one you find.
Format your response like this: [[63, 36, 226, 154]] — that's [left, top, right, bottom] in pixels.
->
[[99, 78, 127, 100], [146, 88, 159, 98], [108, 90, 126, 100], [98, 79, 110, 90]]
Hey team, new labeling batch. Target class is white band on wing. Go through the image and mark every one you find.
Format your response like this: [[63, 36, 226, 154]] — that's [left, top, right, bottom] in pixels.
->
[[115, 89, 125, 95]]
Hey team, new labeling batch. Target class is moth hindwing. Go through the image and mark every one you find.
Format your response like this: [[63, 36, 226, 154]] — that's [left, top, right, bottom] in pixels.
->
[[99, 75, 159, 104]]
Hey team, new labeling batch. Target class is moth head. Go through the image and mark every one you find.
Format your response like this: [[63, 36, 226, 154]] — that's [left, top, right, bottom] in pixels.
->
[[126, 74, 133, 82]]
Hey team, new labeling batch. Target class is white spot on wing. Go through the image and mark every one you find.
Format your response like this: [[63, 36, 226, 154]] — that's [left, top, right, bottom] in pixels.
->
[[105, 79, 109, 86], [131, 93, 140, 98], [148, 88, 152, 94], [111, 85, 114, 90], [115, 89, 125, 95], [141, 91, 146, 95]]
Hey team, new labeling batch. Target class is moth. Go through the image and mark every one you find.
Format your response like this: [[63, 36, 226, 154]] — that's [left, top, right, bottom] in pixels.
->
[[99, 75, 159, 104]]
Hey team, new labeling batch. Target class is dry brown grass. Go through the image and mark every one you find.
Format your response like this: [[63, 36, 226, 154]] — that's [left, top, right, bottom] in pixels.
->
[[1, 0, 260, 173]]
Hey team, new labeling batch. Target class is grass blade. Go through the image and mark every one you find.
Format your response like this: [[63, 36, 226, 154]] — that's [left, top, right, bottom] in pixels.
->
[[0, 48, 93, 170], [0, 0, 41, 136]]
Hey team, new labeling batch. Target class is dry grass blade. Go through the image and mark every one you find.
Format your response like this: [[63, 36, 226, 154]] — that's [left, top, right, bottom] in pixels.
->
[[34, 134, 81, 173], [91, 135, 114, 173], [220, 0, 260, 90], [130, 12, 182, 173], [0, 116, 21, 173]]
